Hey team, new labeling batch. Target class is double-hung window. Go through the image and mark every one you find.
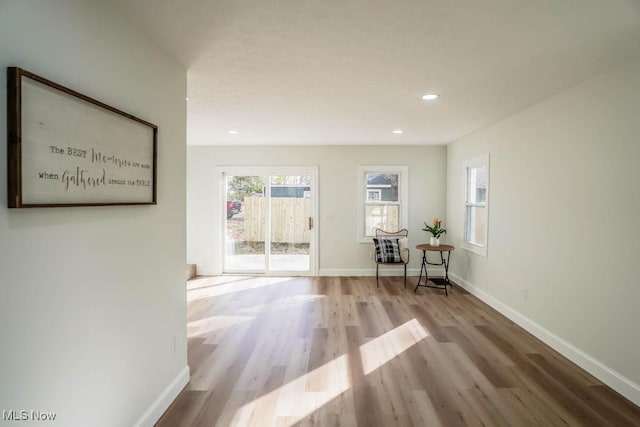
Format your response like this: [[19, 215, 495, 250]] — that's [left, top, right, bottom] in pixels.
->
[[358, 166, 408, 242], [464, 155, 489, 256]]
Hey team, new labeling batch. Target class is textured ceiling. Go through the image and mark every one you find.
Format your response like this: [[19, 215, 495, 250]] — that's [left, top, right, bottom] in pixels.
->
[[117, 0, 640, 145]]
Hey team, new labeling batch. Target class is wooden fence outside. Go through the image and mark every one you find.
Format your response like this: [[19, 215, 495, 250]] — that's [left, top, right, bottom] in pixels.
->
[[365, 204, 400, 235], [244, 196, 311, 243]]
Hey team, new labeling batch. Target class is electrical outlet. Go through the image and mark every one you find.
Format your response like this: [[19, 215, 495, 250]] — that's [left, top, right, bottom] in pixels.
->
[[523, 287, 528, 301], [369, 252, 373, 259]]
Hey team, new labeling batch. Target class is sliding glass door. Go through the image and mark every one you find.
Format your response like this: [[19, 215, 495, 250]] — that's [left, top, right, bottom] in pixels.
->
[[223, 168, 316, 275], [224, 173, 266, 273]]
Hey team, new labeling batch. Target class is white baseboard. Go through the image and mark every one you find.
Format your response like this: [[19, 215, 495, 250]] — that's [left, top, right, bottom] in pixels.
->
[[197, 268, 444, 277], [318, 268, 444, 277], [450, 272, 640, 407], [133, 365, 190, 427]]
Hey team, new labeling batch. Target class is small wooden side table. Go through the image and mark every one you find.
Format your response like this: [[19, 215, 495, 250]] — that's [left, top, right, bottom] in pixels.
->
[[414, 244, 455, 296]]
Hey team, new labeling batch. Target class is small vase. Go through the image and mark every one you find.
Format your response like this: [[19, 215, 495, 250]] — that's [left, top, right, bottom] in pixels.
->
[[430, 236, 440, 246]]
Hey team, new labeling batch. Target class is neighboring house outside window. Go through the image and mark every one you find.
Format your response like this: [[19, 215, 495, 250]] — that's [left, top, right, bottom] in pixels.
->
[[464, 154, 489, 256], [357, 166, 408, 242], [366, 189, 382, 201], [270, 184, 311, 198]]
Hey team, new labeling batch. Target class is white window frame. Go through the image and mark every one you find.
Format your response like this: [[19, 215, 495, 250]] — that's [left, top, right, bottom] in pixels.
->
[[463, 154, 489, 257], [357, 165, 408, 243]]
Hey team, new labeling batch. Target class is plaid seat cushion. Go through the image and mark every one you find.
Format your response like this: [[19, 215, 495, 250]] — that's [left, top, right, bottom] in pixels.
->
[[373, 238, 402, 263]]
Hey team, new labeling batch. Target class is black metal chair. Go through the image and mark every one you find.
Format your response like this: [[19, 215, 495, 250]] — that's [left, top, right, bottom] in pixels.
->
[[373, 228, 409, 288]]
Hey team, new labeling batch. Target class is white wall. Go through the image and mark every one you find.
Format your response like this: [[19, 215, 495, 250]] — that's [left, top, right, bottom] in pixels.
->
[[0, 2, 187, 426], [447, 59, 640, 403], [187, 145, 447, 275]]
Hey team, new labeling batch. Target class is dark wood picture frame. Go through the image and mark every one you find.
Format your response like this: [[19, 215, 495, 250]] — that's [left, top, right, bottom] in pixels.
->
[[7, 67, 158, 208]]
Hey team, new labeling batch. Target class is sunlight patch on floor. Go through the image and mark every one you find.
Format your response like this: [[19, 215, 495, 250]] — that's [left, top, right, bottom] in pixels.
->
[[187, 275, 253, 290], [187, 314, 256, 337], [237, 294, 325, 315], [231, 354, 351, 426], [360, 318, 428, 375], [187, 276, 296, 301]]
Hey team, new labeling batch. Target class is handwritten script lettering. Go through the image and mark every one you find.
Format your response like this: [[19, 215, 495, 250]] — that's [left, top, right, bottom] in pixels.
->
[[91, 148, 131, 168], [61, 167, 106, 191]]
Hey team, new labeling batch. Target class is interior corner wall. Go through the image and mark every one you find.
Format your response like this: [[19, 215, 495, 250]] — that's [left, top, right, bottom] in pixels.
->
[[446, 59, 640, 400], [187, 145, 447, 275], [0, 2, 187, 426]]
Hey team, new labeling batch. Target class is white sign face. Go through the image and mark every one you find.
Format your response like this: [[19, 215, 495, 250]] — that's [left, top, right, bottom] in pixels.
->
[[17, 75, 156, 206]]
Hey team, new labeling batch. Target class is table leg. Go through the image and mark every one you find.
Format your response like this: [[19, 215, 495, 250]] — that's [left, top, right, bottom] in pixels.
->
[[443, 250, 451, 286], [415, 249, 449, 296], [414, 251, 428, 292], [438, 251, 449, 296]]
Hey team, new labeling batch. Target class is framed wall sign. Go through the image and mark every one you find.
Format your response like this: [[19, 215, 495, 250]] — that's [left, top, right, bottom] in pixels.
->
[[7, 67, 158, 208]]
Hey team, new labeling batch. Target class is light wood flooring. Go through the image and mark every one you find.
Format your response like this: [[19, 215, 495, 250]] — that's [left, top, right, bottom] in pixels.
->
[[157, 276, 640, 426]]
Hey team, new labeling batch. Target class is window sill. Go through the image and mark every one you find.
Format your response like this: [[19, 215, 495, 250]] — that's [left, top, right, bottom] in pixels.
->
[[463, 242, 487, 257]]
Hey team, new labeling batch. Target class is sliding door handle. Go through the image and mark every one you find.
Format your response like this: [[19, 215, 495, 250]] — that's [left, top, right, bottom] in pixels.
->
[[308, 217, 313, 230]]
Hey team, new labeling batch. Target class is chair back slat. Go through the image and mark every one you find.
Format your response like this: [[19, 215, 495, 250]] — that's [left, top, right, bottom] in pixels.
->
[[375, 228, 408, 238]]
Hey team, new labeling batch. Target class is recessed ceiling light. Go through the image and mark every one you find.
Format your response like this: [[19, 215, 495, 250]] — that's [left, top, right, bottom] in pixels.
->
[[185, 96, 190, 101], [228, 130, 239, 135], [422, 93, 439, 101], [392, 129, 403, 134]]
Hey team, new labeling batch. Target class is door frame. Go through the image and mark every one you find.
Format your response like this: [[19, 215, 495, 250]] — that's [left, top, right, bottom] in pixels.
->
[[219, 166, 319, 276]]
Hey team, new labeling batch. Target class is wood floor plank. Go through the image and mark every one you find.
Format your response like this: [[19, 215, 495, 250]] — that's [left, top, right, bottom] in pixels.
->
[[155, 276, 640, 426], [155, 390, 208, 427], [306, 328, 329, 392], [408, 303, 452, 343], [381, 298, 413, 328], [355, 300, 384, 338], [403, 389, 443, 427], [457, 386, 512, 427], [340, 295, 360, 327], [443, 326, 516, 389], [499, 387, 577, 427], [527, 353, 639, 427], [589, 385, 640, 425], [477, 324, 613, 425], [352, 386, 385, 427]]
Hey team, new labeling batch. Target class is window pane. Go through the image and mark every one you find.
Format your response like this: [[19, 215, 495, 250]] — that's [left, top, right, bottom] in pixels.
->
[[225, 175, 265, 272], [468, 165, 487, 204], [465, 205, 487, 246], [366, 189, 381, 201], [269, 175, 311, 272], [365, 204, 399, 236], [366, 173, 399, 202]]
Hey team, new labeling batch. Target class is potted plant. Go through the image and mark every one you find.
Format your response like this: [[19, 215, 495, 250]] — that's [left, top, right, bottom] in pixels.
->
[[422, 217, 446, 246]]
